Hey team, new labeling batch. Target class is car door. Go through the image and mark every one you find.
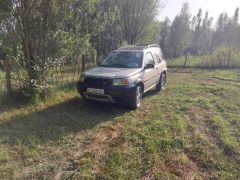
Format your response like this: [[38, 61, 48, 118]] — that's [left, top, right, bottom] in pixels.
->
[[143, 52, 158, 92]]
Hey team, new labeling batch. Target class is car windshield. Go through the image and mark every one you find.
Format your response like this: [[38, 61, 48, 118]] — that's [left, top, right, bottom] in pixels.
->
[[100, 51, 143, 68]]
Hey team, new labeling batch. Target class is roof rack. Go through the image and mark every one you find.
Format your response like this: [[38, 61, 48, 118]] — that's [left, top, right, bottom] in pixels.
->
[[117, 44, 160, 51], [148, 44, 160, 48], [119, 45, 136, 49], [136, 44, 160, 48]]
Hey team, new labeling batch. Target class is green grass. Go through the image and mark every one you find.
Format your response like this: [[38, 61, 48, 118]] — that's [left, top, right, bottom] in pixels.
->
[[0, 68, 240, 179]]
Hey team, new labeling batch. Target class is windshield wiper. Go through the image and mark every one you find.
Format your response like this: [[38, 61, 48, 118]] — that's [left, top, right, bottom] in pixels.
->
[[99, 64, 111, 67], [112, 64, 128, 68], [100, 64, 127, 68]]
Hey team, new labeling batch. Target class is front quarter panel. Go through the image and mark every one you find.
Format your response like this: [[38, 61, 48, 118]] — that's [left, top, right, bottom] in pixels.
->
[[162, 61, 167, 71], [128, 70, 143, 84]]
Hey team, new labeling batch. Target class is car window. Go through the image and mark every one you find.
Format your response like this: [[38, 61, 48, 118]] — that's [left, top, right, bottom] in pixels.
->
[[153, 52, 161, 64], [151, 48, 162, 64], [145, 52, 155, 66]]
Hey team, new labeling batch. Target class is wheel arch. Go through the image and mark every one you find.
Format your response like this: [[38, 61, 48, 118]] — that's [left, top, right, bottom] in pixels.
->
[[135, 80, 144, 93], [162, 70, 167, 76], [160, 70, 167, 80]]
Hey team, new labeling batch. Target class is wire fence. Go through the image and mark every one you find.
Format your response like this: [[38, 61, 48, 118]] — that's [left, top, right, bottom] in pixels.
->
[[0, 55, 96, 94]]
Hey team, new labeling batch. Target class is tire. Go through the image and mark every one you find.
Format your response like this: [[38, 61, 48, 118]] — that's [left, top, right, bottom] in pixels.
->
[[128, 85, 143, 109], [80, 92, 87, 100], [156, 73, 166, 92]]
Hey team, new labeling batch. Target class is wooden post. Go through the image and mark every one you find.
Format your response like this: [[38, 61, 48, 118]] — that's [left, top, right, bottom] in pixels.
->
[[5, 60, 12, 95], [82, 55, 86, 72], [183, 55, 188, 68], [227, 48, 231, 68]]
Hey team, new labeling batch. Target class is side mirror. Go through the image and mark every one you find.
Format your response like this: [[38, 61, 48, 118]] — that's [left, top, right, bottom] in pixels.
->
[[144, 64, 155, 70], [97, 61, 102, 66], [97, 57, 104, 66]]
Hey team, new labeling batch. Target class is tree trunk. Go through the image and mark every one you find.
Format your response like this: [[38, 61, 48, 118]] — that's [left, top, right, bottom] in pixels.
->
[[183, 55, 188, 67], [5, 60, 12, 95], [82, 55, 86, 72]]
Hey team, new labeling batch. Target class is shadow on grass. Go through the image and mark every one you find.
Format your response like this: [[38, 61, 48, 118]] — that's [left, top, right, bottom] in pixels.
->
[[0, 97, 129, 146], [143, 89, 158, 98], [0, 92, 29, 114]]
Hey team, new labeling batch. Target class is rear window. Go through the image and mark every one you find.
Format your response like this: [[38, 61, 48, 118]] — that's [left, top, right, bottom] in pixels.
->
[[151, 48, 163, 64]]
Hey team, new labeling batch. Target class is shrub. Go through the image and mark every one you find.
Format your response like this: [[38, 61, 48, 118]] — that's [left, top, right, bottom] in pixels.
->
[[207, 46, 240, 68], [167, 46, 240, 68]]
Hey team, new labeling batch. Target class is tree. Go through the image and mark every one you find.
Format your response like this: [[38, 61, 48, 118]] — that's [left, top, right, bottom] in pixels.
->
[[191, 9, 202, 55], [1, 0, 116, 98], [0, 1, 19, 95], [212, 13, 229, 48], [91, 0, 123, 59], [232, 8, 240, 48], [168, 2, 191, 57], [159, 17, 171, 57], [0, 0, 73, 98], [211, 8, 240, 67], [201, 12, 213, 54], [117, 0, 161, 44]]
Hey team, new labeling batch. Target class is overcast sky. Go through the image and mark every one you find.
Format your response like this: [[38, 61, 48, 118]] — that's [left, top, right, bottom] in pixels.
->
[[159, 0, 240, 23]]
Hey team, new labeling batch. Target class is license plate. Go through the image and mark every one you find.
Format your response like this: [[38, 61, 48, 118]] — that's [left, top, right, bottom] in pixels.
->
[[87, 88, 105, 95]]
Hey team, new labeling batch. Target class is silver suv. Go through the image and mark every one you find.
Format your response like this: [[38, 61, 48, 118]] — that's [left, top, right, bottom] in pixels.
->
[[77, 44, 167, 109]]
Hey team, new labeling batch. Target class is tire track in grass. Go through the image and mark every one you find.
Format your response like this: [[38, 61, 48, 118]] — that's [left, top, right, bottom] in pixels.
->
[[55, 121, 126, 179]]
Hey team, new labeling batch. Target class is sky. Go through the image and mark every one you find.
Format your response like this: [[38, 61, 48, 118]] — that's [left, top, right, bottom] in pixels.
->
[[159, 0, 240, 23]]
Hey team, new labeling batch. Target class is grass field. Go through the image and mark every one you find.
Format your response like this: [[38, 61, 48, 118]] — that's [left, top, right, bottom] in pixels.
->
[[0, 68, 240, 179]]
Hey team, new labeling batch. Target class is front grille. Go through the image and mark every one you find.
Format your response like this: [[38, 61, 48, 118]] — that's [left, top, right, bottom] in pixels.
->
[[85, 77, 113, 87]]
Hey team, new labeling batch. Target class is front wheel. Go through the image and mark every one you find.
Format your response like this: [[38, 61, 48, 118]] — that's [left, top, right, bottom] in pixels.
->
[[80, 92, 87, 101], [128, 85, 143, 109], [156, 73, 166, 92]]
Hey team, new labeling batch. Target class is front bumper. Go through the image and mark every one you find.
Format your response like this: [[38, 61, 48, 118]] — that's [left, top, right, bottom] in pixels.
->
[[77, 82, 136, 103]]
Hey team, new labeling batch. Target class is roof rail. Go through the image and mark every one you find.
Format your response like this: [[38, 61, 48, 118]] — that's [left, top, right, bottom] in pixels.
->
[[148, 44, 160, 48]]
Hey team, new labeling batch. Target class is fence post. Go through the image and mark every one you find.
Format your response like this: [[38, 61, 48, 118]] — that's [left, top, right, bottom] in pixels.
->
[[82, 55, 86, 72], [5, 60, 12, 95], [183, 55, 188, 68]]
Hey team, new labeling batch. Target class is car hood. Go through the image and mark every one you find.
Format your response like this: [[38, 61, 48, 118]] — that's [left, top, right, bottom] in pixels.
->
[[83, 67, 142, 79]]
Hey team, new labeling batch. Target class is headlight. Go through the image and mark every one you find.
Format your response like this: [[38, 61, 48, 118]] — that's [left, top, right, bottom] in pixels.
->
[[79, 75, 85, 82], [113, 78, 131, 86]]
